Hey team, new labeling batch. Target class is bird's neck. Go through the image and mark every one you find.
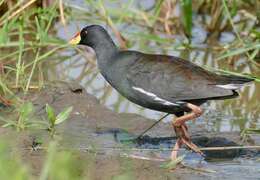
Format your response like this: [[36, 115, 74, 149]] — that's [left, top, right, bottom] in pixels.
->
[[93, 42, 117, 68], [88, 32, 118, 69]]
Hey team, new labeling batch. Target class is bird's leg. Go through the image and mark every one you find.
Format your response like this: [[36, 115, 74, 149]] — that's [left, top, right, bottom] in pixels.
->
[[171, 103, 203, 159], [171, 138, 183, 160]]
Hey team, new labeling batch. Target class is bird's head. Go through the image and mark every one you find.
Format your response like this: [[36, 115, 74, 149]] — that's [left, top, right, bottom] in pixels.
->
[[69, 25, 109, 47]]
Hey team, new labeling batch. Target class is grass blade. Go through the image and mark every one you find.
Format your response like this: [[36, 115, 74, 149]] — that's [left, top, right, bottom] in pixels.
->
[[216, 43, 260, 60], [180, 0, 192, 37]]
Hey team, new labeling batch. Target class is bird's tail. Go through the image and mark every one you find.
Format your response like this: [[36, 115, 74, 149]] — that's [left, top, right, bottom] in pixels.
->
[[216, 74, 254, 90]]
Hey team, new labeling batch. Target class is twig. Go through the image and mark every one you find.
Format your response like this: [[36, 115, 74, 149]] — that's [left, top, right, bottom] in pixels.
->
[[122, 154, 166, 162], [199, 145, 260, 151], [21, 145, 260, 152], [0, 0, 37, 26], [59, 0, 66, 26], [10, 85, 40, 90], [98, 1, 127, 49], [181, 163, 217, 173]]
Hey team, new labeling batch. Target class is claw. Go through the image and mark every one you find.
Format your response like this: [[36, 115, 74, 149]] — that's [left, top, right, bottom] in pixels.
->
[[181, 138, 204, 156]]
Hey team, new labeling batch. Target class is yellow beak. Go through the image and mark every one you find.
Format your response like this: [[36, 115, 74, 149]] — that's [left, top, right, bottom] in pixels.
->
[[69, 32, 81, 45]]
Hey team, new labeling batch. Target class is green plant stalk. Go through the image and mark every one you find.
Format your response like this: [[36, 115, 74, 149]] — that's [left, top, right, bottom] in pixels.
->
[[45, 1, 58, 33], [216, 43, 260, 60], [17, 115, 24, 131], [0, 0, 4, 6], [151, 0, 164, 25], [249, 48, 259, 60], [49, 126, 56, 138], [15, 24, 24, 87], [203, 65, 260, 82], [24, 45, 67, 69], [39, 142, 57, 180], [0, 78, 14, 96], [180, 0, 192, 37], [0, 41, 64, 47], [116, 0, 134, 25], [0, 47, 32, 62], [25, 48, 40, 92], [46, 104, 56, 138]]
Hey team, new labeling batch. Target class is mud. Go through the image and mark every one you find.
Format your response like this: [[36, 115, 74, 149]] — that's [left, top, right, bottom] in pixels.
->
[[1, 81, 260, 179]]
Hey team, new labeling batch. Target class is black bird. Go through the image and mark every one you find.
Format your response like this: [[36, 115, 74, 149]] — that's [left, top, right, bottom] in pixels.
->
[[69, 25, 253, 160]]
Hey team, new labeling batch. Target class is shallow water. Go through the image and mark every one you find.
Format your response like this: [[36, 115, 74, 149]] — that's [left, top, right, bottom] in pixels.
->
[[45, 0, 260, 179]]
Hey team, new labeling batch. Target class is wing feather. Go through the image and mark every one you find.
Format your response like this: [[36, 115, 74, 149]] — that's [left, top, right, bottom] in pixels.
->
[[126, 54, 234, 102]]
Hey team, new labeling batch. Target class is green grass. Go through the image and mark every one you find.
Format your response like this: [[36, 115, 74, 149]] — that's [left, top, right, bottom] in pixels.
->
[[46, 104, 73, 137], [0, 1, 66, 99], [0, 141, 30, 180], [0, 0, 259, 179], [0, 139, 89, 180]]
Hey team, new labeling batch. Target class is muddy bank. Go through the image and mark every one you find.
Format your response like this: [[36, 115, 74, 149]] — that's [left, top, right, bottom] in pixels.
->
[[1, 81, 259, 179]]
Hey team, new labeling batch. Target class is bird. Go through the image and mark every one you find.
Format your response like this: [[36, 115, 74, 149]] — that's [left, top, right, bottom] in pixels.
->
[[69, 25, 254, 160]]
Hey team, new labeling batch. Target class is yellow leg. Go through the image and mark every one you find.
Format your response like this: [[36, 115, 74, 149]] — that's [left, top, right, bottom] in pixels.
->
[[171, 103, 204, 159]]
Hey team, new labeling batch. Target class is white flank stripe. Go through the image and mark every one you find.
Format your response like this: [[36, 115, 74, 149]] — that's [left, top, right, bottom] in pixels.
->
[[132, 86, 177, 106], [216, 84, 243, 90]]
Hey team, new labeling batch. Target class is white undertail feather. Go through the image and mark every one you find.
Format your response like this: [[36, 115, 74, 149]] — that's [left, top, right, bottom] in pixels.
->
[[216, 82, 252, 90]]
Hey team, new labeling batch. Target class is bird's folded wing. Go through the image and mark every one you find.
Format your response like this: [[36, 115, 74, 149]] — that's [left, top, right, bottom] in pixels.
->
[[126, 54, 234, 102]]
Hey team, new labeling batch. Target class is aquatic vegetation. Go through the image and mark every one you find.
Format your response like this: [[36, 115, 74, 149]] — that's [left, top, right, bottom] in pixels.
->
[[0, 102, 38, 131], [0, 139, 89, 180], [46, 104, 73, 137]]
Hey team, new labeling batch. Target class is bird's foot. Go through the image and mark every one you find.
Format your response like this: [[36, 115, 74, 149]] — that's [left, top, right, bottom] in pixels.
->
[[181, 137, 204, 156], [173, 124, 204, 157]]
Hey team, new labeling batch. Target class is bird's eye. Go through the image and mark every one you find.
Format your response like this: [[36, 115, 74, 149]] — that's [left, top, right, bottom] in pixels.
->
[[83, 30, 88, 35]]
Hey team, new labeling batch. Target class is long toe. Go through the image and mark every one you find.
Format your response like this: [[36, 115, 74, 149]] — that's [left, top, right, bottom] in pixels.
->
[[181, 138, 204, 156]]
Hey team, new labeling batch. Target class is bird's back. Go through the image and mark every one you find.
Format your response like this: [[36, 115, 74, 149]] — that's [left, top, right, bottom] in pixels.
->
[[101, 51, 253, 114]]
